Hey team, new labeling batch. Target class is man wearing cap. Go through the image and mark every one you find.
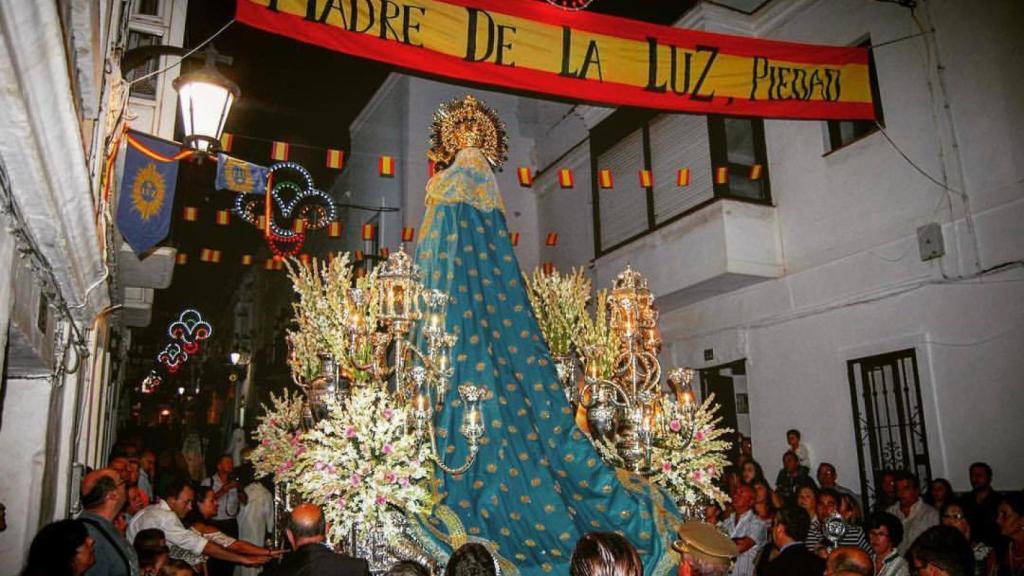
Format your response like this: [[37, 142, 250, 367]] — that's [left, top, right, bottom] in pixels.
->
[[674, 520, 737, 576]]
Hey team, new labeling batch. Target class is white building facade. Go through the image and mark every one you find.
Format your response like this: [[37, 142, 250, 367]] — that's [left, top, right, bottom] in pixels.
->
[[0, 0, 186, 572], [344, 0, 1024, 503]]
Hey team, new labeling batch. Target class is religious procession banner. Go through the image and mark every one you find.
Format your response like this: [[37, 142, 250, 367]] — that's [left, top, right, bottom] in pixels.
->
[[117, 131, 184, 255], [237, 0, 875, 120]]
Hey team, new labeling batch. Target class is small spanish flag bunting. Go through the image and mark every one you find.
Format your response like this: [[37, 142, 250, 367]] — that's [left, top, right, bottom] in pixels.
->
[[715, 167, 729, 185], [401, 227, 415, 242], [293, 219, 306, 234], [328, 221, 342, 238], [509, 232, 520, 247], [517, 167, 533, 187], [354, 250, 364, 261], [545, 232, 558, 246], [749, 163, 764, 180], [361, 223, 376, 241], [639, 169, 653, 188], [380, 247, 390, 258], [200, 248, 222, 263], [271, 141, 290, 161], [219, 132, 233, 152], [183, 206, 198, 221], [326, 149, 344, 170], [257, 215, 266, 231], [215, 210, 230, 225], [175, 253, 188, 265], [558, 168, 574, 189], [677, 168, 691, 187], [264, 258, 275, 270], [598, 169, 614, 189], [240, 254, 253, 266], [379, 155, 395, 177], [542, 262, 555, 275]]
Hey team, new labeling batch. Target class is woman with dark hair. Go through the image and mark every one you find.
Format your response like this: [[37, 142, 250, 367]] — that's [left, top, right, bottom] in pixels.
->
[[741, 460, 766, 485], [751, 479, 777, 522], [995, 493, 1024, 576], [796, 485, 819, 527], [925, 478, 955, 510], [570, 532, 643, 576], [22, 519, 96, 576], [173, 485, 278, 573], [942, 501, 996, 576], [866, 512, 908, 576], [444, 542, 497, 576]]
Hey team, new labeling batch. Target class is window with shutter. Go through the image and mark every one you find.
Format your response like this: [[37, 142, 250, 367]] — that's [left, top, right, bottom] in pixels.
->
[[649, 114, 713, 224], [596, 129, 647, 250]]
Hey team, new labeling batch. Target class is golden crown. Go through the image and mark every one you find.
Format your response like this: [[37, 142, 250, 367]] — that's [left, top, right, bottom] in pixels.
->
[[428, 95, 508, 169]]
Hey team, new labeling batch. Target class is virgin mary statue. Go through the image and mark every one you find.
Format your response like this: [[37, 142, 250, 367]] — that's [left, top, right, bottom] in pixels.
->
[[410, 96, 679, 576]]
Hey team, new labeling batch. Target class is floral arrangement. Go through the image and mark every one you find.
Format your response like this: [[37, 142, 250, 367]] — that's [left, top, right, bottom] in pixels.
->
[[292, 386, 434, 543], [249, 389, 306, 482], [525, 267, 590, 357], [285, 255, 380, 385], [576, 288, 617, 380], [647, 394, 732, 508]]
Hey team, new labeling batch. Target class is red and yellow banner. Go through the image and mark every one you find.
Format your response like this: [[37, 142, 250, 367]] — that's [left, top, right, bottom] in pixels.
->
[[401, 227, 415, 242], [677, 168, 691, 187], [271, 141, 290, 161], [216, 210, 231, 225], [559, 169, 574, 189], [598, 169, 613, 189], [327, 148, 345, 169], [236, 0, 874, 120], [517, 167, 533, 187], [638, 169, 653, 188], [379, 155, 395, 176], [328, 221, 343, 237]]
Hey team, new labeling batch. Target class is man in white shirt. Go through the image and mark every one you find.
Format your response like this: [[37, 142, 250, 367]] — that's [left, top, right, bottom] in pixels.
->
[[127, 476, 269, 570], [887, 472, 939, 554], [234, 470, 275, 576], [719, 483, 767, 576], [202, 456, 241, 536]]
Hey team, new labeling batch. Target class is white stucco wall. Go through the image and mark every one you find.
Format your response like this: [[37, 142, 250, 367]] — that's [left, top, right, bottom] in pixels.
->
[[521, 0, 1024, 493]]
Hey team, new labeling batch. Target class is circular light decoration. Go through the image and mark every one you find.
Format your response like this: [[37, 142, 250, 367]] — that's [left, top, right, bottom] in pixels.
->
[[141, 372, 162, 394], [545, 0, 596, 10], [158, 342, 189, 372], [168, 309, 213, 352], [230, 161, 335, 256]]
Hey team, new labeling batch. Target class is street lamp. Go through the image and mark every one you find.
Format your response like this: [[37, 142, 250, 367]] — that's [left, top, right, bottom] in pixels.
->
[[172, 45, 239, 154]]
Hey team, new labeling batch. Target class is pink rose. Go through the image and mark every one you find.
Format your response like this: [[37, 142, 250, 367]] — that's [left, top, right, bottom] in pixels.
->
[[375, 495, 387, 506], [708, 466, 717, 476], [336, 499, 346, 508], [383, 409, 394, 419], [382, 444, 393, 455], [315, 461, 325, 471], [692, 471, 703, 483], [399, 477, 410, 487], [669, 420, 682, 432], [327, 464, 337, 474], [661, 462, 672, 472], [350, 474, 362, 486], [261, 438, 270, 446], [269, 419, 277, 426], [385, 472, 397, 483], [694, 430, 705, 442], [345, 427, 357, 438]]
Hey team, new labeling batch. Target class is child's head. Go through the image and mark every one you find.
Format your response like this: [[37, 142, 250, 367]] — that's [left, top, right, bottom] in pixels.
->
[[160, 559, 196, 576], [786, 429, 801, 447]]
